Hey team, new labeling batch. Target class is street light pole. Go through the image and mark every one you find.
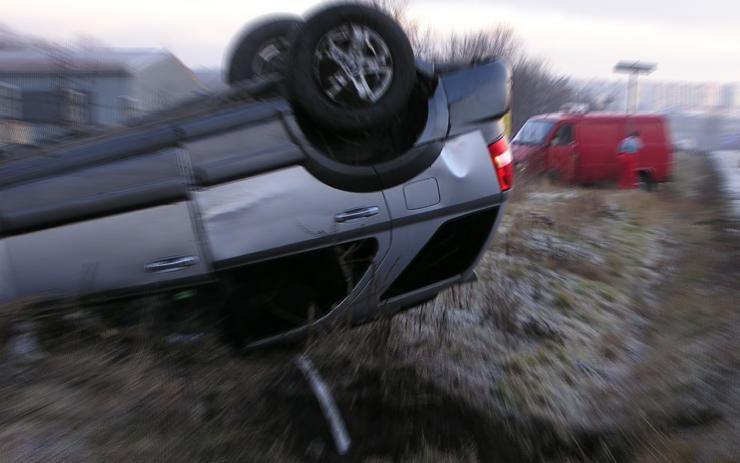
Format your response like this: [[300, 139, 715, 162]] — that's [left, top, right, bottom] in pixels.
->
[[614, 61, 656, 114]]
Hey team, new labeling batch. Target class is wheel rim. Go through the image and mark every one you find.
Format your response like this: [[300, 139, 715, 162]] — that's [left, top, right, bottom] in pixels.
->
[[251, 37, 291, 79], [312, 24, 394, 108]]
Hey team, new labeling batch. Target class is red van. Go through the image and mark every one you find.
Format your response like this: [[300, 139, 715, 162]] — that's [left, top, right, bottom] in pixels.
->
[[511, 113, 673, 186]]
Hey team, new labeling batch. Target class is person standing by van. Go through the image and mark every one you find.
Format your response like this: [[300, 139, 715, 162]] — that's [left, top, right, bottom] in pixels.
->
[[616, 131, 642, 189]]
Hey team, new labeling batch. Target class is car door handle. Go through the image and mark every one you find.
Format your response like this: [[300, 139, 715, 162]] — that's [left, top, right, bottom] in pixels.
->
[[146, 255, 199, 273], [334, 206, 380, 223]]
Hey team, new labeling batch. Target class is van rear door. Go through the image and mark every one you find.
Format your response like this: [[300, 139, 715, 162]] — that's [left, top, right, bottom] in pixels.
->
[[634, 117, 672, 182]]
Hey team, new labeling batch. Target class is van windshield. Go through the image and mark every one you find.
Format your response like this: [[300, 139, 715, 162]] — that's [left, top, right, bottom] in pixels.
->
[[513, 120, 554, 145]]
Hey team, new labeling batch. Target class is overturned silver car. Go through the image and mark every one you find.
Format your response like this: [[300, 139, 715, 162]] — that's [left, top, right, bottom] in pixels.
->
[[0, 4, 512, 349]]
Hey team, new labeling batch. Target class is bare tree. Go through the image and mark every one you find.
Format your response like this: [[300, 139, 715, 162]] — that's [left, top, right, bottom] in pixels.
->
[[510, 57, 577, 132], [437, 27, 521, 64], [364, 0, 582, 133], [365, 0, 409, 21], [364, 0, 436, 57], [422, 26, 577, 133]]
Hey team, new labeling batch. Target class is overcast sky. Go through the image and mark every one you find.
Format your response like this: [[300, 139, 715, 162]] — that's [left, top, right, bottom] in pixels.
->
[[2, 0, 738, 82]]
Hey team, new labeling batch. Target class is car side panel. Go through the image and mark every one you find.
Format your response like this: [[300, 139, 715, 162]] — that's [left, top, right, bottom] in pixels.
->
[[4, 203, 209, 301], [382, 131, 502, 225], [194, 165, 391, 268], [0, 148, 188, 235], [352, 130, 503, 320], [241, 130, 508, 348], [0, 240, 17, 304]]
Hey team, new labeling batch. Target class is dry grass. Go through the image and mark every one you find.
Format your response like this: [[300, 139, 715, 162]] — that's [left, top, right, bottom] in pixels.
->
[[1, 152, 738, 462]]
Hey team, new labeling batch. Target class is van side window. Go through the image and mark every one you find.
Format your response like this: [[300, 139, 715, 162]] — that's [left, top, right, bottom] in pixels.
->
[[552, 124, 574, 145]]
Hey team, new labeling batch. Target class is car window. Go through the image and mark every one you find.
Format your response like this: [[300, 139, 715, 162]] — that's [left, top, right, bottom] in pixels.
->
[[513, 120, 554, 145], [552, 124, 574, 146]]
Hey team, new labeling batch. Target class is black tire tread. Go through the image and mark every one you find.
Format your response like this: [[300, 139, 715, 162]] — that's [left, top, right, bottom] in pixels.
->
[[286, 4, 416, 132], [226, 16, 303, 85]]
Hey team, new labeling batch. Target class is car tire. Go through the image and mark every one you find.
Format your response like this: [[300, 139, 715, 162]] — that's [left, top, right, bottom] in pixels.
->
[[226, 16, 303, 85], [286, 4, 416, 132]]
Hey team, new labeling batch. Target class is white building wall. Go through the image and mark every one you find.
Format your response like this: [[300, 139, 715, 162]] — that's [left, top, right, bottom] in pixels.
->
[[87, 76, 132, 125], [131, 55, 204, 116], [721, 83, 740, 109]]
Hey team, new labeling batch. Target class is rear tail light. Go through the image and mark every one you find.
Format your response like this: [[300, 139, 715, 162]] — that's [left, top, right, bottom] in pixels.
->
[[488, 137, 513, 191]]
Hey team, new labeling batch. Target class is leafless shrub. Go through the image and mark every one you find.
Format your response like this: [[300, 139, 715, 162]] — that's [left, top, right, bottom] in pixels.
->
[[437, 27, 521, 64], [367, 0, 588, 135], [511, 58, 583, 133], [364, 0, 409, 21]]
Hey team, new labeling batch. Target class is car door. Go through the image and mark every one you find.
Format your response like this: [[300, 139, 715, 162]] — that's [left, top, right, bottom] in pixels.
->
[[0, 148, 211, 301], [547, 123, 578, 183], [185, 120, 392, 277]]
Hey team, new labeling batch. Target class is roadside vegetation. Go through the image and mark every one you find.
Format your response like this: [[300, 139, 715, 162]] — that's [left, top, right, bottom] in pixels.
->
[[368, 0, 601, 135], [1, 151, 737, 462]]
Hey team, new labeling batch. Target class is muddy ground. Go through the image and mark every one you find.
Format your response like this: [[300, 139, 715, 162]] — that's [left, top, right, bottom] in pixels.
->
[[1, 151, 738, 462]]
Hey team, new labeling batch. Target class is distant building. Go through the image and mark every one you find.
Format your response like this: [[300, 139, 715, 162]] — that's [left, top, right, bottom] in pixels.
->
[[192, 67, 229, 93], [641, 81, 722, 111], [0, 48, 204, 146], [577, 78, 736, 114], [721, 83, 740, 110]]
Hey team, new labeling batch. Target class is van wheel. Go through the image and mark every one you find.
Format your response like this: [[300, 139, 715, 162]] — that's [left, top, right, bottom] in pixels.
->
[[637, 171, 654, 191], [286, 4, 416, 132]]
